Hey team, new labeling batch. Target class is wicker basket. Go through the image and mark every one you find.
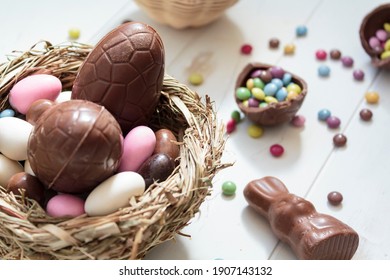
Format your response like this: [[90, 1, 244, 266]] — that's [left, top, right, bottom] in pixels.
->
[[134, 0, 238, 29], [0, 41, 229, 259]]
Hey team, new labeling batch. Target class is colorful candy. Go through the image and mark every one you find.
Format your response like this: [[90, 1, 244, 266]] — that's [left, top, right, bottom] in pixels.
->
[[222, 181, 237, 196], [241, 44, 253, 55], [327, 191, 343, 206], [290, 115, 306, 127], [318, 109, 331, 121], [296, 25, 308, 37], [0, 109, 15, 118], [269, 38, 280, 49], [326, 116, 341, 129], [329, 49, 342, 60], [270, 144, 284, 157], [359, 108, 373, 121], [318, 65, 330, 77], [365, 91, 379, 104], [353, 69, 365, 81], [315, 49, 327, 60], [333, 133, 347, 147], [68, 28, 81, 40], [247, 124, 263, 138], [284, 43, 295, 55], [341, 56, 354, 67], [188, 73, 204, 86]]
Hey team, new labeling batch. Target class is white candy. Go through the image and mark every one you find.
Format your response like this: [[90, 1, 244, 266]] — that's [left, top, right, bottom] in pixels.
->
[[0, 154, 23, 187], [0, 117, 33, 161], [85, 171, 145, 216]]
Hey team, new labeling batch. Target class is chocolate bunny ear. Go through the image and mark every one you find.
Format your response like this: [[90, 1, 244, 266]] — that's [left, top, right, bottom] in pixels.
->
[[243, 176, 289, 217]]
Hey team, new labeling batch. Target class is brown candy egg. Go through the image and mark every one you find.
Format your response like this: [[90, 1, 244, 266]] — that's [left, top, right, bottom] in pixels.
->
[[27, 100, 123, 194], [154, 128, 180, 161], [137, 153, 175, 189], [6, 172, 45, 206], [72, 21, 165, 135]]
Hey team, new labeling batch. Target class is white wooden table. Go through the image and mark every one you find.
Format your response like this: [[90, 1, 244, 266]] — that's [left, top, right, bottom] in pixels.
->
[[1, 0, 389, 260]]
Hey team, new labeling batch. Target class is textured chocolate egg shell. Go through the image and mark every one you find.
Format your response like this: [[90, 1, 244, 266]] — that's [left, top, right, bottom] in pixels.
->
[[6, 172, 45, 207], [235, 62, 307, 126], [27, 100, 123, 194], [72, 22, 165, 134], [359, 4, 390, 68]]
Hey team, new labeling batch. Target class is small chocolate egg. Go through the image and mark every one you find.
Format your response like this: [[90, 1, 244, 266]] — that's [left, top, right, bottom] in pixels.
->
[[137, 153, 175, 188], [6, 172, 45, 206], [154, 129, 180, 161], [85, 171, 145, 216], [0, 154, 24, 187], [26, 99, 55, 125], [28, 100, 123, 194], [46, 194, 85, 217], [72, 22, 165, 135]]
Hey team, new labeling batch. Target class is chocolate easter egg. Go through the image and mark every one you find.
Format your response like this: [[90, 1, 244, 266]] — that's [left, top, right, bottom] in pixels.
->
[[72, 22, 165, 134], [27, 100, 123, 194]]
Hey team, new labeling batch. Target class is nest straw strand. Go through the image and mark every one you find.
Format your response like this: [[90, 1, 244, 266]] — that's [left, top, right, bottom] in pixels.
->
[[0, 41, 230, 259]]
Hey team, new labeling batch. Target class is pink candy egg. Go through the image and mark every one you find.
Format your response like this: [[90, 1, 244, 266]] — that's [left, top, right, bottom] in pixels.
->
[[118, 125, 156, 172], [46, 194, 85, 217], [9, 74, 62, 114]]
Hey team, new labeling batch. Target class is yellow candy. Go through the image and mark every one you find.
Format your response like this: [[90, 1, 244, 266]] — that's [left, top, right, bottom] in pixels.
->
[[287, 91, 299, 101], [247, 124, 264, 138], [68, 28, 80, 40], [381, 50, 390, 60], [384, 22, 390, 32], [251, 87, 265, 100], [286, 83, 301, 94], [284, 43, 295, 55], [242, 100, 249, 107], [385, 39, 390, 51], [264, 96, 278, 104], [188, 73, 204, 85], [246, 78, 254, 90], [365, 91, 380, 104]]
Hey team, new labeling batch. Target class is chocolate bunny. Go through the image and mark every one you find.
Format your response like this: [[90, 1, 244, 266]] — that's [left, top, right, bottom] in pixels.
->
[[244, 176, 359, 259]]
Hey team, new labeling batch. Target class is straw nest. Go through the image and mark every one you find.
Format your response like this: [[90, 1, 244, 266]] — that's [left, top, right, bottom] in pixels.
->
[[134, 0, 238, 29], [0, 41, 229, 259]]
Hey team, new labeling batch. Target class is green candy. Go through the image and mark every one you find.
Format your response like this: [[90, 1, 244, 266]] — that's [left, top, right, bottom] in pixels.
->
[[231, 110, 241, 123], [253, 77, 265, 89], [236, 87, 251, 100], [222, 181, 237, 196]]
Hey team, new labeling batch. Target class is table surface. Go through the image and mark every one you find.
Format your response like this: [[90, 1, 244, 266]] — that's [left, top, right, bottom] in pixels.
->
[[1, 0, 389, 260]]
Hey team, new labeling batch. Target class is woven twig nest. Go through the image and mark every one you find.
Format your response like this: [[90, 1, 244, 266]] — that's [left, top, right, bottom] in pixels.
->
[[359, 3, 390, 69], [235, 62, 307, 126], [134, 0, 238, 29], [0, 41, 229, 259]]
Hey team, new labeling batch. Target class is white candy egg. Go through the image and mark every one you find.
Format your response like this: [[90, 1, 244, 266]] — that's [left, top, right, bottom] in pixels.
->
[[85, 171, 145, 216], [55, 91, 72, 103], [0, 117, 33, 161], [0, 154, 24, 187]]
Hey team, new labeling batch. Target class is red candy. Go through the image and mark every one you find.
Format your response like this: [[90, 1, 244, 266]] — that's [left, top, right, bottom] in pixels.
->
[[270, 144, 284, 157], [226, 119, 236, 134], [241, 44, 253, 55], [315, 49, 327, 60]]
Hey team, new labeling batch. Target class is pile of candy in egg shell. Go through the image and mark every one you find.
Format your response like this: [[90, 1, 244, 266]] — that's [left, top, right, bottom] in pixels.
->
[[0, 74, 178, 218], [368, 22, 390, 60]]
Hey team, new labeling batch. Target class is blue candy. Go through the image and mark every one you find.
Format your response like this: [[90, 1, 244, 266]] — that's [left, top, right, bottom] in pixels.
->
[[271, 78, 283, 90], [318, 65, 330, 77], [0, 109, 15, 118], [282, 73, 292, 86], [263, 83, 278, 96], [318, 109, 331, 121], [296, 25, 308, 37], [276, 88, 288, 101]]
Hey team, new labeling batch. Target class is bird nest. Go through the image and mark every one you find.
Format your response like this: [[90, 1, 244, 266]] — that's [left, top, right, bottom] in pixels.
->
[[0, 41, 229, 259]]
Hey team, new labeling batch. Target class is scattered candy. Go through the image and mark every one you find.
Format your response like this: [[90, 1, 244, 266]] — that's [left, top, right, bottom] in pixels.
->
[[241, 44, 253, 55], [333, 133, 347, 147], [296, 25, 308, 37], [315, 49, 327, 60], [326, 116, 341, 129], [269, 38, 280, 49], [231, 110, 241, 123], [290, 115, 306, 127], [188, 72, 204, 86], [359, 108, 373, 121], [226, 119, 236, 134], [318, 109, 331, 121], [341, 56, 354, 67], [365, 91, 379, 104], [68, 28, 81, 40], [329, 49, 342, 60], [318, 65, 330, 77], [353, 69, 364, 81], [270, 144, 284, 157], [327, 191, 343, 206], [247, 124, 263, 138], [222, 181, 237, 196], [284, 43, 295, 55], [0, 109, 15, 118]]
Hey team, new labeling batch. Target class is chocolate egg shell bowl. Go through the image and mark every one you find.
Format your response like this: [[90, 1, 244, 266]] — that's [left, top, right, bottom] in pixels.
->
[[235, 62, 307, 126], [0, 39, 229, 259], [359, 3, 390, 69]]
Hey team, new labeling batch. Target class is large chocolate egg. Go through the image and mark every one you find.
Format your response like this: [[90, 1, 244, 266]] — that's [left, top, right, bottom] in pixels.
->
[[71, 22, 165, 134], [27, 100, 123, 194]]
